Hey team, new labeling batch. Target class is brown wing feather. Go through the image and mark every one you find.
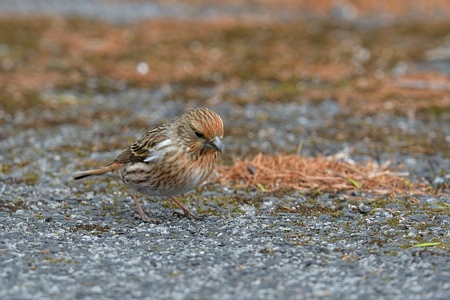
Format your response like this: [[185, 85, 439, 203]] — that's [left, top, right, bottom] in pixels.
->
[[114, 125, 169, 164]]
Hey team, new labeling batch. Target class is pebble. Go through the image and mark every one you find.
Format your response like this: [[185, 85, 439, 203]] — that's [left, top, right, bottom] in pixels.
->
[[358, 203, 372, 213]]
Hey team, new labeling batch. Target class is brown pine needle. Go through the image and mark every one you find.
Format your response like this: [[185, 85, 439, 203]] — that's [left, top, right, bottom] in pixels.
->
[[216, 153, 428, 194]]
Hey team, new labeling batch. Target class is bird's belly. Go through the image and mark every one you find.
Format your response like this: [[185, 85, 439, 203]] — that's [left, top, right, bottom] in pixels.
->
[[120, 162, 211, 197]]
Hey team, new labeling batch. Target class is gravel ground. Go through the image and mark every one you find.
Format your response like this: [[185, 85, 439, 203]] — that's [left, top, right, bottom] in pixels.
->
[[1, 90, 449, 300], [1, 2, 450, 300]]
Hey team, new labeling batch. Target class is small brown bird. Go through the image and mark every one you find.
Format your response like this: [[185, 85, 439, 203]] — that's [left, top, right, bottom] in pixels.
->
[[74, 107, 224, 223]]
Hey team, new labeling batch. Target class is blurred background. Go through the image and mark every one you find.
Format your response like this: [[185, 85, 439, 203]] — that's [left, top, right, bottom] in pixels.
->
[[0, 0, 449, 183], [1, 3, 450, 299]]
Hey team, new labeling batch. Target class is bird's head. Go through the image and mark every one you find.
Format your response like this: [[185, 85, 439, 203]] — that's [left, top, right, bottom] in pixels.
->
[[175, 107, 224, 156]]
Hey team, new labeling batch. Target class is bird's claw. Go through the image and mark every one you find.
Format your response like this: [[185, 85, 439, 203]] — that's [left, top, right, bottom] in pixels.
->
[[135, 213, 163, 224]]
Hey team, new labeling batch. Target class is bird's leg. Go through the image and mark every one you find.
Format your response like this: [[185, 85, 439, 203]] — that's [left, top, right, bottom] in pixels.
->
[[170, 196, 202, 220], [131, 194, 162, 224]]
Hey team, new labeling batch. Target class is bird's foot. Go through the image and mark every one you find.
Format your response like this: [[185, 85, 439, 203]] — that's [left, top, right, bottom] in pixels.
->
[[134, 212, 163, 224], [131, 194, 162, 224]]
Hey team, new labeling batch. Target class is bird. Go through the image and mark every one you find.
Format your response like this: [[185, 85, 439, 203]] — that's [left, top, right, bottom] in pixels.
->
[[73, 107, 224, 223]]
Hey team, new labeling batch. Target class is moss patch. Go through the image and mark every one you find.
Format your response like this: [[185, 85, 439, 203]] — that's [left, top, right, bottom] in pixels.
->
[[0, 198, 28, 213], [70, 223, 111, 235]]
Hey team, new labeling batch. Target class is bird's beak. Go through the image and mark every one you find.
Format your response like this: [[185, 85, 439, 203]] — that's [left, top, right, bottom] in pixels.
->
[[209, 136, 223, 153]]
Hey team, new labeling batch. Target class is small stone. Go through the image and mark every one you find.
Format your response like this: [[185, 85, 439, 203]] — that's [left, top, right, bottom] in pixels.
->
[[342, 212, 354, 220], [206, 202, 220, 209], [409, 214, 430, 222], [338, 196, 346, 202], [358, 203, 372, 213], [425, 198, 438, 204], [432, 176, 445, 185], [90, 285, 103, 293]]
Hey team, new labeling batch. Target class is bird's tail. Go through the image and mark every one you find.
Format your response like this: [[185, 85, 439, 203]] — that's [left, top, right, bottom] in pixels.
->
[[73, 163, 120, 180]]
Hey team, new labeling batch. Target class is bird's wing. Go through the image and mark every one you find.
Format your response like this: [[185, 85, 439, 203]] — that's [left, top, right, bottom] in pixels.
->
[[114, 125, 168, 164]]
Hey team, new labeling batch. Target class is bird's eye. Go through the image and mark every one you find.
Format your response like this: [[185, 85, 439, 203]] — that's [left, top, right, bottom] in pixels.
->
[[194, 131, 204, 138]]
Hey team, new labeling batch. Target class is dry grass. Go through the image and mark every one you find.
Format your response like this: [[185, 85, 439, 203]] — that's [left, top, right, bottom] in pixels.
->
[[216, 153, 430, 195]]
